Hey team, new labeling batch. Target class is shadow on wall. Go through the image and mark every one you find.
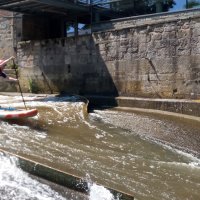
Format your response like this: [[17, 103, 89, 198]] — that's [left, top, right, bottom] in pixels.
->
[[0, 80, 18, 92], [34, 35, 118, 99]]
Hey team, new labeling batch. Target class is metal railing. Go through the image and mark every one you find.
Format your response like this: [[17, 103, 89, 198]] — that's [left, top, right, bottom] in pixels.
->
[[67, 0, 199, 22]]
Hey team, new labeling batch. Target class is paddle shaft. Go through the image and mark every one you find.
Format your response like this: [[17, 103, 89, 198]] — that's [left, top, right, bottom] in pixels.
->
[[12, 59, 27, 110], [41, 72, 53, 94]]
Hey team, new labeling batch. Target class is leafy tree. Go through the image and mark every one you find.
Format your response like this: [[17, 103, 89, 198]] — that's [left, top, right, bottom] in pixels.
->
[[108, 0, 176, 16], [184, 0, 200, 8]]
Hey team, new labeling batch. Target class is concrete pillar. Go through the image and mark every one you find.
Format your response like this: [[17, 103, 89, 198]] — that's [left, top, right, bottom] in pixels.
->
[[74, 20, 78, 38], [94, 12, 100, 23], [186, 0, 189, 9], [60, 19, 66, 37], [156, 0, 162, 13]]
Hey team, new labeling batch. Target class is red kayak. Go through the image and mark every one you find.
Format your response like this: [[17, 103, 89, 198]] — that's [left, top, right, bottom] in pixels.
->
[[0, 107, 38, 119]]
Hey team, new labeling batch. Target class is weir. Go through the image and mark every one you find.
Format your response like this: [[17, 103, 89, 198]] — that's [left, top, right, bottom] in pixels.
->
[[0, 94, 199, 200]]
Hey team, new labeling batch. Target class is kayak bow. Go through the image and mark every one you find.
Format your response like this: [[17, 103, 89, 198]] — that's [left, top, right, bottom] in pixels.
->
[[0, 107, 38, 119]]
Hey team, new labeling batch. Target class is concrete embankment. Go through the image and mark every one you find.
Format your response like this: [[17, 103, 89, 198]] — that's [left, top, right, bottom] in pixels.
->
[[87, 96, 200, 117], [88, 95, 200, 158], [1, 92, 200, 197]]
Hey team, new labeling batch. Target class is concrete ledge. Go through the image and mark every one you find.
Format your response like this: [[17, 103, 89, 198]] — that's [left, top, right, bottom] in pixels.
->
[[93, 8, 200, 32], [87, 96, 200, 117], [113, 106, 200, 126], [0, 148, 134, 200]]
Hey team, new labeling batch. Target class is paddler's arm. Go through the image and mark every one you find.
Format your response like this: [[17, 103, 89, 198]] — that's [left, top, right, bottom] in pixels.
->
[[7, 76, 18, 82], [1, 72, 18, 82], [0, 56, 15, 67]]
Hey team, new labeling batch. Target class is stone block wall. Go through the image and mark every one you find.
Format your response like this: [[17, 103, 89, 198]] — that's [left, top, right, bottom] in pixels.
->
[[17, 37, 118, 95], [17, 9, 200, 98], [0, 10, 14, 58], [0, 10, 18, 92]]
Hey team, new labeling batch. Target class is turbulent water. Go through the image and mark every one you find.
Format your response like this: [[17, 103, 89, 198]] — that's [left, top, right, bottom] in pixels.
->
[[0, 154, 67, 200], [0, 153, 114, 200], [0, 94, 200, 200]]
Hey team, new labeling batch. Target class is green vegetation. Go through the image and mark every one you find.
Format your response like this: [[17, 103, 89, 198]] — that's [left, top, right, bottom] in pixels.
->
[[185, 0, 200, 8], [108, 0, 176, 15], [28, 78, 39, 93], [7, 63, 19, 78]]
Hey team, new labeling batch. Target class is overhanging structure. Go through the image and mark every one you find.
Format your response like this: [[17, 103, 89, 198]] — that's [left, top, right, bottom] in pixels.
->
[[0, 1, 182, 40], [0, 1, 192, 24], [0, 0, 125, 24], [0, 0, 163, 24], [0, 0, 92, 23]]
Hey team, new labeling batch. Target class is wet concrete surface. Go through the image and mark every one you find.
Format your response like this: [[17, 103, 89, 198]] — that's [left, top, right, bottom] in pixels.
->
[[0, 93, 200, 200], [29, 175, 89, 200], [107, 107, 200, 158], [87, 95, 200, 117]]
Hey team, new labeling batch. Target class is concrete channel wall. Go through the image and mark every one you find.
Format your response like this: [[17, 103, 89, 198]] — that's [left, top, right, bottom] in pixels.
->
[[0, 10, 16, 92], [16, 8, 200, 99], [0, 148, 134, 200], [0, 10, 22, 92], [87, 95, 200, 117], [0, 10, 14, 58]]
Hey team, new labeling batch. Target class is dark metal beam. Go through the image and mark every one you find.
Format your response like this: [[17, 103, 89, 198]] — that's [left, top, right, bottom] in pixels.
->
[[33, 0, 89, 11], [0, 0, 24, 6], [0, 1, 90, 19], [19, 3, 50, 10], [0, 0, 35, 8], [0, 0, 109, 24]]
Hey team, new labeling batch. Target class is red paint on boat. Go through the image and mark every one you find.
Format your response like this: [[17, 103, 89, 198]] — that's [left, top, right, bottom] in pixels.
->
[[0, 109, 38, 119]]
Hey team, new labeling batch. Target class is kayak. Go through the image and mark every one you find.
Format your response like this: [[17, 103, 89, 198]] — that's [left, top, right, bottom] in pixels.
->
[[0, 107, 38, 119]]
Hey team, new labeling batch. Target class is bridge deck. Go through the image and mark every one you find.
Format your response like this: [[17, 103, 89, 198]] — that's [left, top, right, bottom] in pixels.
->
[[0, 0, 92, 23], [0, 0, 123, 23]]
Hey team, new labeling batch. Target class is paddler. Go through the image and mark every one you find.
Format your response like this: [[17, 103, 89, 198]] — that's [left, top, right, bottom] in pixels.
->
[[0, 56, 18, 81]]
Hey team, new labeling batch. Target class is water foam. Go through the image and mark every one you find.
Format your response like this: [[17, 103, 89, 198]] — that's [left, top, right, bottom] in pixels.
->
[[89, 183, 115, 200], [0, 153, 66, 200], [0, 153, 119, 200]]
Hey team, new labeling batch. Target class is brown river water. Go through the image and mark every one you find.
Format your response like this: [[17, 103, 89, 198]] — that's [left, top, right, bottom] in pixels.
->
[[0, 94, 199, 200]]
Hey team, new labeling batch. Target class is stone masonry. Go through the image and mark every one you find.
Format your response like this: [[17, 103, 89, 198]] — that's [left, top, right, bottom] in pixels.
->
[[0, 10, 18, 92], [17, 9, 200, 98], [0, 10, 14, 58]]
